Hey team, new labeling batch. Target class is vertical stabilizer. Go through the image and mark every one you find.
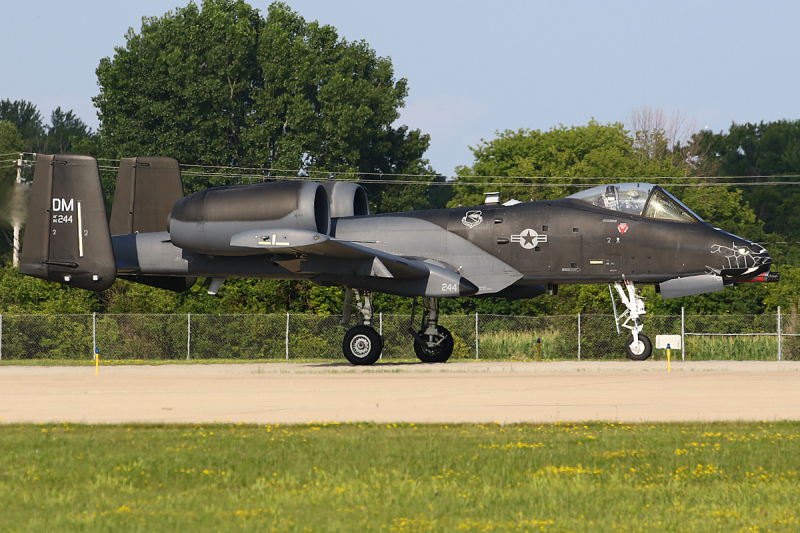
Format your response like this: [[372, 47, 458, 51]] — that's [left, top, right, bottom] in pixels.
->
[[110, 156, 184, 234], [109, 156, 196, 293], [19, 154, 116, 291]]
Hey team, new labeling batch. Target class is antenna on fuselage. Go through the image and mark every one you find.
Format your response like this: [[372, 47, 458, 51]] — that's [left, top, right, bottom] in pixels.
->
[[484, 191, 500, 205]]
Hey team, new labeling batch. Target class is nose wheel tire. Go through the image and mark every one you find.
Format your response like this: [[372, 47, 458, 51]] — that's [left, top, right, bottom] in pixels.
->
[[343, 326, 383, 366], [625, 334, 652, 361], [414, 326, 454, 363]]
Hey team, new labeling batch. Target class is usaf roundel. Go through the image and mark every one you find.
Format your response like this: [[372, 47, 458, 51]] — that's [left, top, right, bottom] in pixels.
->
[[511, 228, 547, 249]]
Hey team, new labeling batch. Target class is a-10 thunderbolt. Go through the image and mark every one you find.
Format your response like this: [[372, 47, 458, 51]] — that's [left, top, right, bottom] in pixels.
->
[[20, 155, 779, 364]]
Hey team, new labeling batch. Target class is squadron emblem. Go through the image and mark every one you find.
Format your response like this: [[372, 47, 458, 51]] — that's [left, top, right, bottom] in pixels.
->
[[511, 228, 547, 249], [461, 210, 483, 228]]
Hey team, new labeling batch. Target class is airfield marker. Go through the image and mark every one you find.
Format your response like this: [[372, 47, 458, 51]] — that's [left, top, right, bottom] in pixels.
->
[[92, 312, 96, 373], [667, 344, 671, 372], [656, 335, 681, 370]]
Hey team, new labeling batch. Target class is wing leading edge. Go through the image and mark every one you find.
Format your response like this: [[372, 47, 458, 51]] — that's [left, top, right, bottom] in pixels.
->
[[229, 228, 479, 297]]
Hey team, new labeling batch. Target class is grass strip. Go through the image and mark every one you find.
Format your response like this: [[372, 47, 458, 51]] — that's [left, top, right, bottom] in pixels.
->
[[1, 421, 798, 532]]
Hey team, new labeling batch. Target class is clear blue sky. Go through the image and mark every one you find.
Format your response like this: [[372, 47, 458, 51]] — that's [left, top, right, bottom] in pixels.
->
[[2, 0, 799, 175]]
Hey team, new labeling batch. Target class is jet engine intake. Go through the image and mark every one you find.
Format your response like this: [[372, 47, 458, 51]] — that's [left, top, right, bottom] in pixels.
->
[[168, 181, 330, 255], [321, 182, 370, 218]]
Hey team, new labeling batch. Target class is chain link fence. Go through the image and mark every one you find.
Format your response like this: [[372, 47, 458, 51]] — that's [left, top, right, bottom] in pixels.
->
[[0, 309, 797, 362]]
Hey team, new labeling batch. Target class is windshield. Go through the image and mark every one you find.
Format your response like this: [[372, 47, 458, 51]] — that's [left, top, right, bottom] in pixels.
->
[[643, 189, 701, 222], [567, 183, 702, 222], [567, 183, 654, 216]]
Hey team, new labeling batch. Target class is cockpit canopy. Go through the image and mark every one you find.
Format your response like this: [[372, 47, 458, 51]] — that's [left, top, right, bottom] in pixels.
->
[[567, 183, 702, 223]]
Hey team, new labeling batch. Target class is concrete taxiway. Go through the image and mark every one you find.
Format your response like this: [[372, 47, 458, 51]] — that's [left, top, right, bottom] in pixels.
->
[[1, 361, 798, 424]]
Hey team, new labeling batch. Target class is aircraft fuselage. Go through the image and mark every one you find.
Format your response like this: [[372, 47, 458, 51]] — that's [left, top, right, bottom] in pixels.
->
[[117, 196, 771, 300]]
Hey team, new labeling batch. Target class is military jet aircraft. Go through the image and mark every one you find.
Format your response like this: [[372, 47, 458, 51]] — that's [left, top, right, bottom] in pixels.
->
[[19, 154, 779, 364]]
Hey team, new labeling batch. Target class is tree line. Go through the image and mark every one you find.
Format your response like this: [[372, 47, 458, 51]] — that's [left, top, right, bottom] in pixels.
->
[[2, 0, 800, 317]]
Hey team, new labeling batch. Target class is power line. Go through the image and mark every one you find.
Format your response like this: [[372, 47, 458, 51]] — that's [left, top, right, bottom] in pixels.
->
[[13, 153, 800, 186]]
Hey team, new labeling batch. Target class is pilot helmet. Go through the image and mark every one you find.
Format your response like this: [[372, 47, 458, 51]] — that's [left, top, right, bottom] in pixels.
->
[[626, 190, 640, 200]]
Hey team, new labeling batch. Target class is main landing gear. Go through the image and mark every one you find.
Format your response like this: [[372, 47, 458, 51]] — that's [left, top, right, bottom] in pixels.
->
[[410, 297, 454, 363], [340, 290, 454, 365], [341, 288, 383, 365], [611, 279, 653, 361]]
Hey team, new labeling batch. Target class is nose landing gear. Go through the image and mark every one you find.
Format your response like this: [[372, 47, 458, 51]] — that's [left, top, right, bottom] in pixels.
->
[[611, 280, 653, 361]]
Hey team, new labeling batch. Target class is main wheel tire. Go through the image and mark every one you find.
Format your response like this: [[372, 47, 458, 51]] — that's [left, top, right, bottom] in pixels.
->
[[413, 326, 454, 363], [625, 334, 652, 361], [342, 326, 383, 366]]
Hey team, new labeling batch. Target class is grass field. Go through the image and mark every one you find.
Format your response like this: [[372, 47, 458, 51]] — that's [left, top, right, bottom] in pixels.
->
[[1, 422, 798, 532]]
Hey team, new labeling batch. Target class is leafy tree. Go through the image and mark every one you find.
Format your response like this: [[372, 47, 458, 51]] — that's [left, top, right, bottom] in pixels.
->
[[451, 121, 683, 208], [364, 174, 455, 214], [0, 266, 101, 313], [676, 186, 766, 240], [0, 120, 22, 185], [0, 100, 45, 151], [88, 0, 436, 315], [0, 100, 93, 156], [46, 107, 91, 154], [762, 264, 800, 313], [697, 120, 800, 239], [94, 0, 430, 197]]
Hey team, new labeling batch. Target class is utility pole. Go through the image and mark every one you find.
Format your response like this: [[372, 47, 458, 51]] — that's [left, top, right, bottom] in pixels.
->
[[12, 153, 23, 268]]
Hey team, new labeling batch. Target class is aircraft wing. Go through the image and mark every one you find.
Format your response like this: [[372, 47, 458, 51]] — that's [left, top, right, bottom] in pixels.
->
[[230, 228, 480, 297], [230, 228, 427, 278]]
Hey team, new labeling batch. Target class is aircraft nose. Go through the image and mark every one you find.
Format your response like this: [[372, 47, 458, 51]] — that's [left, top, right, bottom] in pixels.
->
[[710, 233, 772, 281], [734, 241, 781, 284]]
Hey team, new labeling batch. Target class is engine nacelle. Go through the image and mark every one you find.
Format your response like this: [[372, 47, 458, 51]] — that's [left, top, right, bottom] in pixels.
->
[[322, 182, 370, 218], [168, 181, 330, 255]]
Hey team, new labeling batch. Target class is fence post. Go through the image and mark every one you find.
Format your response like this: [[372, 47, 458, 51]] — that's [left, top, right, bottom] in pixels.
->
[[92, 312, 96, 360], [577, 312, 581, 361], [475, 312, 479, 360], [186, 313, 191, 360], [681, 307, 685, 361], [286, 313, 290, 360], [0, 313, 3, 361], [777, 306, 782, 362], [379, 312, 383, 360]]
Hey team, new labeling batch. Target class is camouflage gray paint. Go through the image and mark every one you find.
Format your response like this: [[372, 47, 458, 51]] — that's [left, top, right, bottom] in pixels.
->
[[19, 156, 778, 364]]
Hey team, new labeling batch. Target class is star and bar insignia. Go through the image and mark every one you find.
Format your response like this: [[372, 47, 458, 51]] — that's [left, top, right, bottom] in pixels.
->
[[510, 228, 547, 249]]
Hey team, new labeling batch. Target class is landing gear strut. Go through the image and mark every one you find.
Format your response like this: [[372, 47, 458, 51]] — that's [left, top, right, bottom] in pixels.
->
[[410, 297, 454, 363], [611, 280, 653, 361], [341, 288, 383, 365]]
